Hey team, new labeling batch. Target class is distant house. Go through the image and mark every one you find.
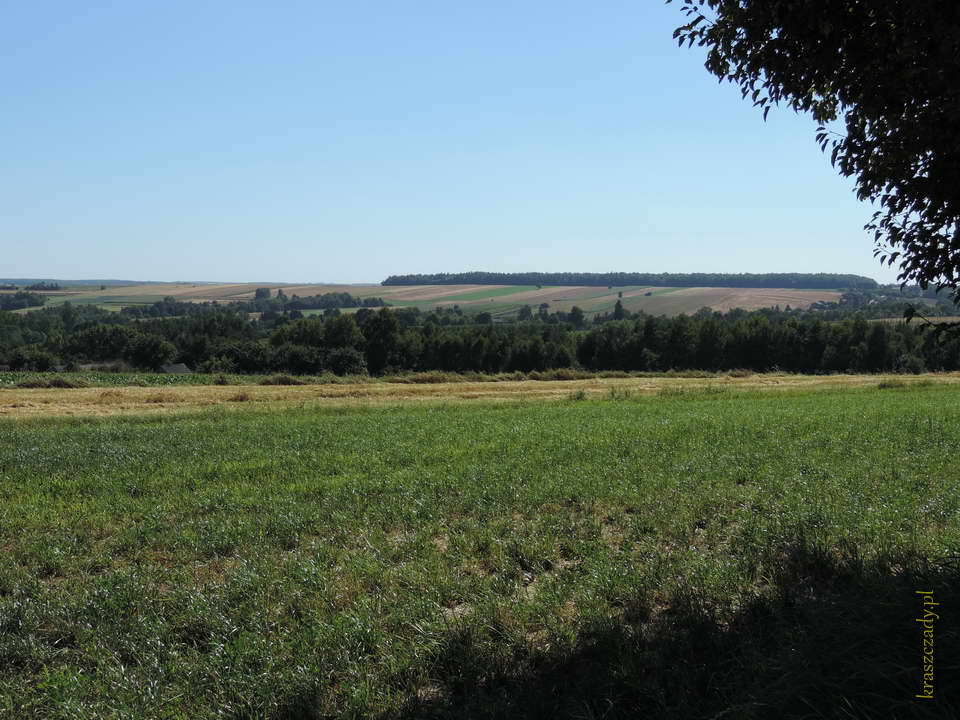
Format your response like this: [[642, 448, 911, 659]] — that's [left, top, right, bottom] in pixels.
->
[[161, 363, 193, 374]]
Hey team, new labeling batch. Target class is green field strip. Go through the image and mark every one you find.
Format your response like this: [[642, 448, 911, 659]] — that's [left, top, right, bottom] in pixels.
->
[[299, 307, 366, 316], [582, 299, 619, 313], [422, 286, 540, 303], [43, 293, 170, 306], [541, 286, 645, 303], [642, 287, 687, 296]]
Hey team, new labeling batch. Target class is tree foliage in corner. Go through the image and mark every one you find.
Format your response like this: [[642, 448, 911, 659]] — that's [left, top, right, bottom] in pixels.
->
[[669, 1, 960, 300]]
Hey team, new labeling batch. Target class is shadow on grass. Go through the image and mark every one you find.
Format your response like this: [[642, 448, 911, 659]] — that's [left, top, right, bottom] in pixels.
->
[[385, 540, 959, 720]]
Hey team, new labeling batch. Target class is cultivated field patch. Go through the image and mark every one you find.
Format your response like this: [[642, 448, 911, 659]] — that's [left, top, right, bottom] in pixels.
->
[[616, 287, 841, 315]]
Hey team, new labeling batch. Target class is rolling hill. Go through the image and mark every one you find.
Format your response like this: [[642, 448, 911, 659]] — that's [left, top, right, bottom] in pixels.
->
[[1, 281, 841, 317]]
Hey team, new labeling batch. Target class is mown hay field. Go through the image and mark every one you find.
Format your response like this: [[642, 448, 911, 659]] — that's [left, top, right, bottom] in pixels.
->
[[1, 381, 958, 718], [1, 371, 957, 418]]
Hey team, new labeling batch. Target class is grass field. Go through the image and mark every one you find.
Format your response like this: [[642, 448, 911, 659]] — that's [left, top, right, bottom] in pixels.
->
[[1, 380, 958, 718], [5, 282, 843, 317]]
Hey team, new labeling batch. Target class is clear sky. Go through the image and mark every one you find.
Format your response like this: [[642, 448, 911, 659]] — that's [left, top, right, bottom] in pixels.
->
[[2, 1, 896, 284]]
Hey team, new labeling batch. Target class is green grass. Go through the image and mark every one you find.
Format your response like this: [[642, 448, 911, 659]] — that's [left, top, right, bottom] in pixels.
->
[[41, 294, 167, 307], [1, 387, 958, 718], [422, 286, 539, 303], [644, 287, 686, 296], [581, 287, 684, 313], [384, 287, 538, 309]]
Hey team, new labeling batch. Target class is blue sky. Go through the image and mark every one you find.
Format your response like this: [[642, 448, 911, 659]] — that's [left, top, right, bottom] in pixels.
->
[[1, 1, 895, 284]]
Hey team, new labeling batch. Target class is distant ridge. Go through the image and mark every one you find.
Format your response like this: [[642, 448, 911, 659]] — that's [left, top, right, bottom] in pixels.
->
[[0, 279, 171, 287], [382, 272, 878, 290]]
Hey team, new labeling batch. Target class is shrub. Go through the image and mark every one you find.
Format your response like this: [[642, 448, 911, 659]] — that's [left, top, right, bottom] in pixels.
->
[[392, 371, 462, 384], [16, 379, 50, 389], [123, 333, 176, 371], [259, 374, 305, 386], [9, 348, 59, 372], [607, 386, 633, 400], [596, 370, 630, 379], [878, 379, 906, 390], [894, 354, 926, 375], [527, 369, 591, 381], [273, 343, 323, 375], [65, 325, 138, 362], [48, 377, 88, 389], [217, 341, 274, 374], [15, 376, 87, 389], [88, 361, 132, 373], [326, 347, 367, 376], [197, 356, 237, 374]]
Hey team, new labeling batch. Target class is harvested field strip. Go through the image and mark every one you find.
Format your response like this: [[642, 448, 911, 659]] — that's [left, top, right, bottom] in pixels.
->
[[478, 286, 643, 305], [0, 373, 955, 418], [369, 284, 497, 301]]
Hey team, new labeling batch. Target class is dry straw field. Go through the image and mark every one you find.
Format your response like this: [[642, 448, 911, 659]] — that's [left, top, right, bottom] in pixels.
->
[[1, 372, 953, 418]]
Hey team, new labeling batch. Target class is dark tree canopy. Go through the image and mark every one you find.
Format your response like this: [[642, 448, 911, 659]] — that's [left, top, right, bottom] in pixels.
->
[[670, 0, 960, 300]]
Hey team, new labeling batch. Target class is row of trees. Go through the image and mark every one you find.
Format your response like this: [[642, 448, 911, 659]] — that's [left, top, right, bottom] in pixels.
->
[[382, 272, 878, 289], [577, 312, 943, 374], [2, 303, 959, 375], [120, 292, 388, 319], [24, 281, 61, 291], [0, 292, 47, 311]]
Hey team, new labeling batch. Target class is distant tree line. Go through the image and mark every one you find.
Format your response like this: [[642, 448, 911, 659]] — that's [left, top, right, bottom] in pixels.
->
[[24, 281, 61, 291], [119, 291, 388, 319], [282, 292, 388, 311], [0, 292, 47, 311], [382, 272, 878, 289], [576, 310, 946, 374], [2, 299, 958, 375]]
